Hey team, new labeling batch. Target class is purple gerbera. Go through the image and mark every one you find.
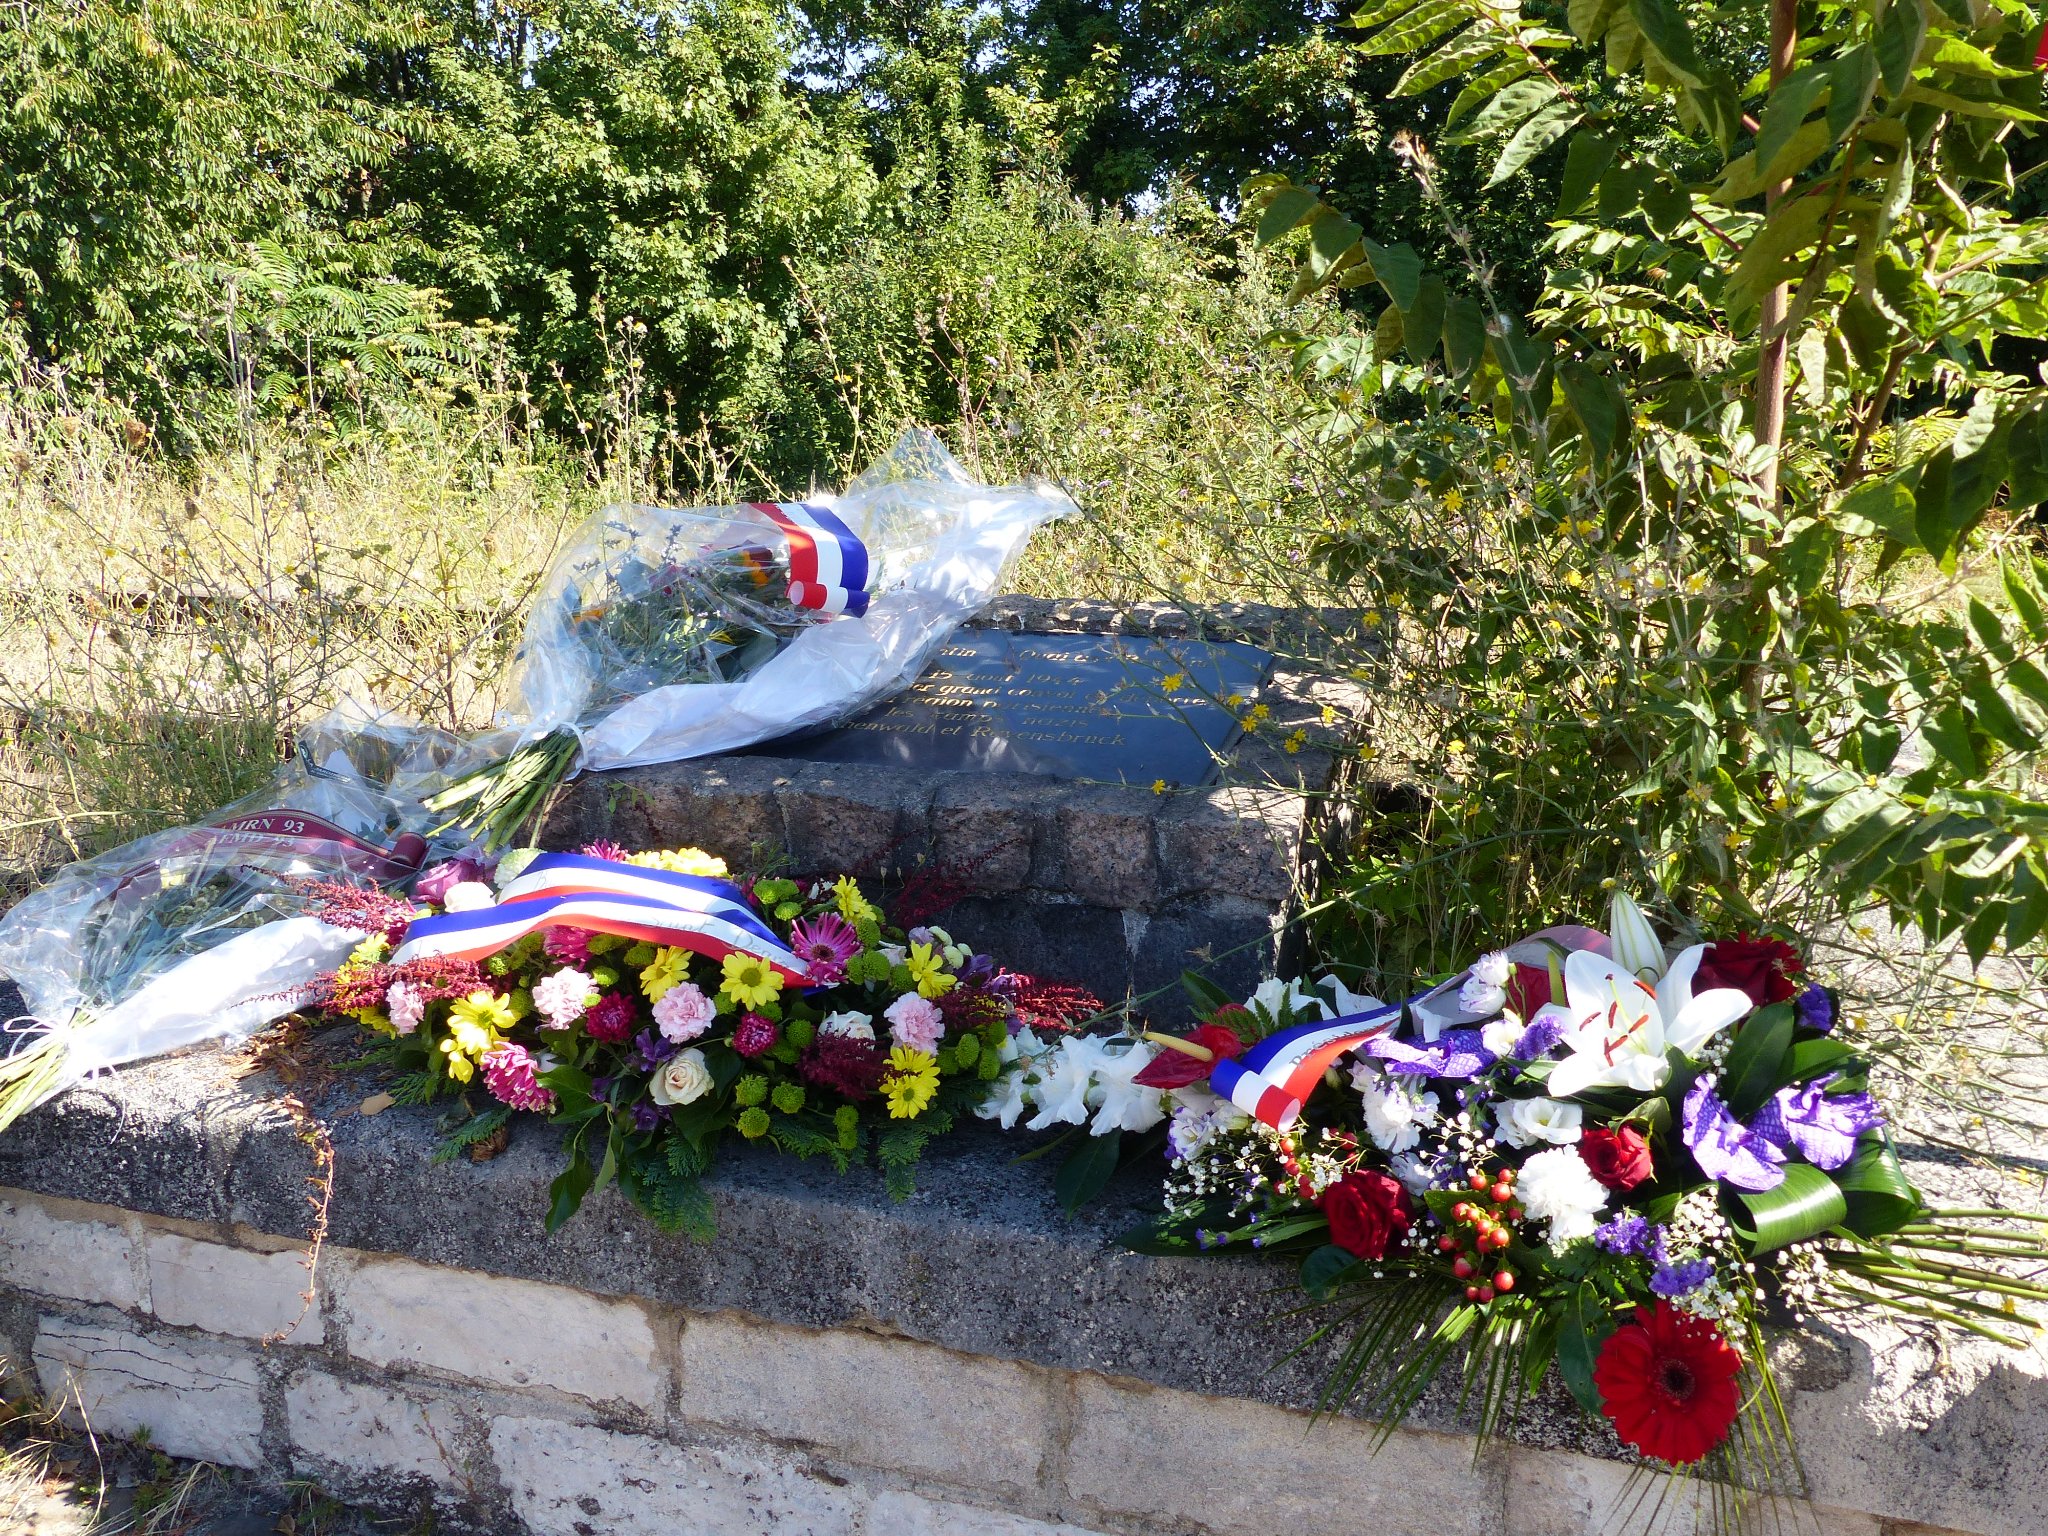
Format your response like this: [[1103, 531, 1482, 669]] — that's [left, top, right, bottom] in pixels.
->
[[788, 912, 861, 985]]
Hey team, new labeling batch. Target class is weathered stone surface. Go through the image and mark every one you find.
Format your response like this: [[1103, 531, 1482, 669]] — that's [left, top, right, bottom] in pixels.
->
[[1153, 785, 1304, 903], [285, 1371, 472, 1491], [861, 1490, 1111, 1536], [778, 763, 934, 877], [1064, 1372, 1509, 1536], [0, 1190, 143, 1310], [542, 757, 790, 866], [1047, 786, 1160, 909], [489, 1415, 864, 1536], [932, 896, 1135, 1010], [145, 1231, 321, 1345], [678, 1310, 1058, 1495], [33, 1314, 264, 1466], [927, 775, 1064, 893], [334, 1253, 665, 1412], [1127, 895, 1278, 1010]]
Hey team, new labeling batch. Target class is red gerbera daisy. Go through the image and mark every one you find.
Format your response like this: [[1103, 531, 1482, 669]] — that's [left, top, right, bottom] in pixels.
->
[[1593, 1301, 1743, 1466]]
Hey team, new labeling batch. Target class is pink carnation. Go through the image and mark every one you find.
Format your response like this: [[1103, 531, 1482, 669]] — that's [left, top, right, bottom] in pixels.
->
[[653, 981, 716, 1043], [585, 992, 636, 1044], [385, 979, 425, 1036], [885, 993, 945, 1053], [532, 966, 595, 1030], [482, 1043, 555, 1113]]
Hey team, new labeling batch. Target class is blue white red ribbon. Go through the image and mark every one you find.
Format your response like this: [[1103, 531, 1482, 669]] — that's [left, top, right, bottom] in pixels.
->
[[1210, 1002, 1404, 1131], [392, 853, 808, 982], [749, 501, 871, 616]]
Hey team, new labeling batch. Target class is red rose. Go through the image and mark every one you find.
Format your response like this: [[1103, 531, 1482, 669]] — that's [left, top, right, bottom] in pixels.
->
[[1578, 1126, 1655, 1191], [1131, 1023, 1247, 1090], [1319, 1170, 1413, 1261], [1503, 962, 1555, 1019], [1691, 936, 1803, 1008]]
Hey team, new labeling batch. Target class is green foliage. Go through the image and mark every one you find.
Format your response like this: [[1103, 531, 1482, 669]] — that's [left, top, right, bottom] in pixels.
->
[[1249, 0, 2048, 962]]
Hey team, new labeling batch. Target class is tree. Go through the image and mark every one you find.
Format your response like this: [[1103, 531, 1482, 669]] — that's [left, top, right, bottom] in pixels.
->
[[1256, 0, 2048, 955]]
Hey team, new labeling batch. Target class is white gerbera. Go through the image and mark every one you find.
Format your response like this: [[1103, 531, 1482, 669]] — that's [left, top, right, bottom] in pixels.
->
[[1518, 1145, 1610, 1246]]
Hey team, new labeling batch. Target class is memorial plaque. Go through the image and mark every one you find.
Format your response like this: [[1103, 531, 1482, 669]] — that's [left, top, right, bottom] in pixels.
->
[[752, 630, 1273, 786]]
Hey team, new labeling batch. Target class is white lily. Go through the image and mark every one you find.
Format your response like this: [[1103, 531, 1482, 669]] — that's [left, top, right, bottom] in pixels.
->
[[1608, 891, 1668, 983], [1540, 946, 1753, 1099]]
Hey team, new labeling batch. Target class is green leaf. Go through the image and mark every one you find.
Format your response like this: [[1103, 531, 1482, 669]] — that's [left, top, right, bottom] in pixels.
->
[[1756, 67, 1828, 178], [1255, 186, 1323, 246], [1394, 26, 1505, 96], [1923, 701, 1982, 776], [1360, 0, 1470, 56], [1457, 77, 1561, 143], [1301, 1243, 1364, 1299], [545, 1140, 597, 1234], [1181, 969, 1236, 1017], [2002, 553, 2048, 637], [1559, 359, 1628, 460], [1055, 1130, 1125, 1214], [1557, 132, 1617, 215], [1720, 1001, 1795, 1118], [1915, 446, 2003, 567], [1489, 100, 1581, 186], [1641, 175, 1692, 236], [1927, 36, 2031, 80], [1360, 237, 1424, 310], [1737, 1163, 1849, 1253], [1448, 59, 1536, 128], [1875, 0, 1928, 95], [1628, 0, 1709, 87], [1786, 1038, 1857, 1081], [1402, 275, 1447, 358], [1567, 0, 1620, 41], [1443, 293, 1487, 377], [1836, 1138, 1922, 1238], [1836, 478, 1919, 544], [1374, 304, 1406, 362], [1557, 1288, 1608, 1413], [1827, 46, 1879, 142], [1965, 661, 2043, 751]]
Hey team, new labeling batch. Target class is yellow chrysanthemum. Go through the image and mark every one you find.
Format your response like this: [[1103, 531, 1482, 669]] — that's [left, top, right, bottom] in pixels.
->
[[352, 1007, 395, 1037], [446, 990, 515, 1066], [904, 942, 956, 1000], [720, 951, 785, 1010], [440, 1040, 475, 1083], [640, 945, 693, 1001], [348, 934, 392, 968], [881, 1046, 939, 1120], [833, 875, 880, 925], [629, 847, 729, 878]]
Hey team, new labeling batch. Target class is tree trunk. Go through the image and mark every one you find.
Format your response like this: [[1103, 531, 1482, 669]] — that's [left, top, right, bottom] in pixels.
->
[[1753, 0, 1800, 507]]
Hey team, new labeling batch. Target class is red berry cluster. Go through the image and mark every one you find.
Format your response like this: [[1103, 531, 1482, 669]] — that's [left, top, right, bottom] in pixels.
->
[[1434, 1167, 1522, 1304]]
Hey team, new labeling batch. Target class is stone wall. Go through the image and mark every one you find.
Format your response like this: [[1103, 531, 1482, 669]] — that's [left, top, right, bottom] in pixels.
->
[[0, 1046, 2040, 1536], [544, 598, 1365, 1022]]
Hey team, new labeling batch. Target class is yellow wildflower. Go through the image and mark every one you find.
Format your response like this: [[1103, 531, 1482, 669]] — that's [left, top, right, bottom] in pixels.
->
[[1284, 730, 1306, 754], [1442, 488, 1464, 511], [348, 934, 391, 968], [721, 951, 785, 1010], [833, 875, 880, 925], [1152, 778, 1168, 794], [640, 945, 693, 1001], [904, 942, 957, 1000], [881, 1047, 939, 1119], [1161, 672, 1186, 693], [629, 847, 729, 878]]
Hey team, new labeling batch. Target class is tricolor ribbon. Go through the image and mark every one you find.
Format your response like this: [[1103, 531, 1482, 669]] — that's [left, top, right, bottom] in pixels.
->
[[392, 853, 808, 982], [749, 501, 871, 615], [1209, 1002, 1404, 1131]]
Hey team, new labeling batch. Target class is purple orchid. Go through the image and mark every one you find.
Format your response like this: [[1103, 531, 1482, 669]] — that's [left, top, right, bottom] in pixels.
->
[[634, 1029, 680, 1072], [1766, 1075, 1883, 1171], [1362, 1027, 1496, 1080], [1682, 1076, 1788, 1191]]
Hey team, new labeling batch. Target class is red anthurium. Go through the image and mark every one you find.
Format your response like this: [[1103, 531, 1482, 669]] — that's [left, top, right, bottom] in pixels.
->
[[1132, 1024, 1246, 1089]]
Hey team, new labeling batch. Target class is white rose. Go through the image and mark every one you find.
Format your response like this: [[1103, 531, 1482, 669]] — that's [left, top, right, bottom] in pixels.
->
[[820, 1010, 875, 1042], [441, 880, 496, 912], [1495, 1096, 1584, 1148], [649, 1047, 713, 1107]]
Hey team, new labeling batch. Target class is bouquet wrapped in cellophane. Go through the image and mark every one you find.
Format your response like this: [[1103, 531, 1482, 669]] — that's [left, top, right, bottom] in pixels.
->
[[426, 429, 1073, 846]]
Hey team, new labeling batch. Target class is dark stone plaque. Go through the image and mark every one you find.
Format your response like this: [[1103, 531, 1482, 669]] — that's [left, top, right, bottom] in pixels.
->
[[753, 630, 1274, 786]]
